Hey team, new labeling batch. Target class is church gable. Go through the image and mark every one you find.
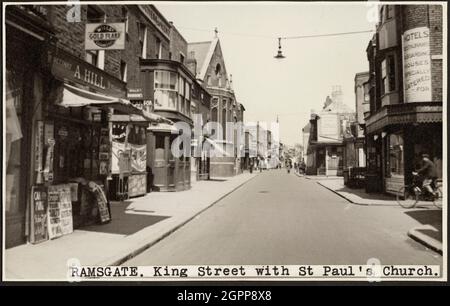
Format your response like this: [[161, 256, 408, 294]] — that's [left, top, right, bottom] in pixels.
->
[[203, 40, 229, 88]]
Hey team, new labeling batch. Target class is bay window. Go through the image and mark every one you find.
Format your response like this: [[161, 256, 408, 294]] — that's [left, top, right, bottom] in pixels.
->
[[154, 70, 178, 110]]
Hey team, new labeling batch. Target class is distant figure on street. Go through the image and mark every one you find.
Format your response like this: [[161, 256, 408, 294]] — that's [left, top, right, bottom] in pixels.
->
[[299, 160, 306, 174]]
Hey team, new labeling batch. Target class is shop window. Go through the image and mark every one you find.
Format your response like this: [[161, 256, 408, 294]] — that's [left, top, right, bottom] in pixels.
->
[[388, 133, 404, 176], [5, 68, 24, 215]]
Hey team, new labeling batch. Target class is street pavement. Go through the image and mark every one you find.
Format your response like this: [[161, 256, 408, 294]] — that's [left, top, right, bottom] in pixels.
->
[[124, 169, 442, 266]]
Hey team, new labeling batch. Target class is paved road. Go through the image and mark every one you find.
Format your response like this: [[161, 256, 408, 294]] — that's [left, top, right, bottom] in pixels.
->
[[124, 169, 441, 265]]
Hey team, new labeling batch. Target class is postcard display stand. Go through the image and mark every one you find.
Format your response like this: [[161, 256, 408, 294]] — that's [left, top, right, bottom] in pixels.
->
[[29, 124, 112, 243]]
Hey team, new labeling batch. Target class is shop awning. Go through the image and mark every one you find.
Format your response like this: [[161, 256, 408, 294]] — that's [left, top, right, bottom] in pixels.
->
[[59, 83, 171, 124], [365, 102, 442, 134]]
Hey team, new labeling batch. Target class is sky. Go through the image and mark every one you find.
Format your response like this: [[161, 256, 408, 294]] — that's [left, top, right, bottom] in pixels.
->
[[157, 2, 378, 146]]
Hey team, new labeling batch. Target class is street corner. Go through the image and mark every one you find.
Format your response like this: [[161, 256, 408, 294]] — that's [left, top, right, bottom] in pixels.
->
[[408, 225, 442, 255], [404, 208, 443, 254]]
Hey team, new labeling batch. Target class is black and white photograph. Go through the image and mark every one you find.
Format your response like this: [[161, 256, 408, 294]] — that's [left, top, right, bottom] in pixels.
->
[[1, 0, 447, 288]]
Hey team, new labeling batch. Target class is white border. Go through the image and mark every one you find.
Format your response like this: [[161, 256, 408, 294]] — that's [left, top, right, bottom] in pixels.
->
[[2, 1, 448, 283]]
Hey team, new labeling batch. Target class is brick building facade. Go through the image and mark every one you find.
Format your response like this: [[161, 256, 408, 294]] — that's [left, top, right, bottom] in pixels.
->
[[4, 3, 211, 248], [364, 4, 443, 195]]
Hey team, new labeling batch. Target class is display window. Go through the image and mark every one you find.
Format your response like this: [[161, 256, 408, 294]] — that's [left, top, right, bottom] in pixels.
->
[[387, 132, 404, 176]]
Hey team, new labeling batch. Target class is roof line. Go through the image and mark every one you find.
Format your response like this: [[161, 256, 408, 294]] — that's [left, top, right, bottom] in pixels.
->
[[198, 37, 219, 80], [188, 41, 213, 45]]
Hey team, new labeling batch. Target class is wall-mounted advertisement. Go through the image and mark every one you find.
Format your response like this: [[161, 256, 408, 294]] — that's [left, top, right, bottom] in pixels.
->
[[402, 27, 432, 103], [130, 144, 147, 173], [85, 23, 126, 50], [111, 140, 131, 175]]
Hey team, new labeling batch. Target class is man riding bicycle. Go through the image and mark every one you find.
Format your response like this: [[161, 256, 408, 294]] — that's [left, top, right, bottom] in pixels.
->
[[413, 153, 438, 198]]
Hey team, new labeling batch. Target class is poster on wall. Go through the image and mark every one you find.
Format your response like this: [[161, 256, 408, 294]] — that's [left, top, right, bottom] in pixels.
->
[[402, 27, 432, 103], [130, 144, 146, 172], [112, 140, 131, 174], [319, 114, 339, 140], [30, 186, 48, 244]]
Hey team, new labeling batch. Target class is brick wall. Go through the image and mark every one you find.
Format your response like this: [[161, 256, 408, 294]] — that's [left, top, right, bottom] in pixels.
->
[[169, 25, 188, 63], [47, 4, 171, 85], [429, 5, 443, 102]]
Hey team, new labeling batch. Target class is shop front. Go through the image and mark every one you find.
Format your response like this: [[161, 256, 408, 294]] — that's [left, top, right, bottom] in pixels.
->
[[5, 6, 55, 248], [17, 46, 152, 246], [110, 118, 148, 200], [308, 143, 344, 176], [365, 103, 443, 196]]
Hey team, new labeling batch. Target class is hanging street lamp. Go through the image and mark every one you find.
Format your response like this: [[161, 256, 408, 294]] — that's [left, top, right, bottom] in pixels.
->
[[274, 37, 285, 59]]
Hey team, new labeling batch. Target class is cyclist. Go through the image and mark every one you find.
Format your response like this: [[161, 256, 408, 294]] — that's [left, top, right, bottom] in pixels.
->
[[413, 153, 438, 198]]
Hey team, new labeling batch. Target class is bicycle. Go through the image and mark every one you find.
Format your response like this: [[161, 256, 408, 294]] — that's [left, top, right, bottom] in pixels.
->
[[396, 173, 442, 209]]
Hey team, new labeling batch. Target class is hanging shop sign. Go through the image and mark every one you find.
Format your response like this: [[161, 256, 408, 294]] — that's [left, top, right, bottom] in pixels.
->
[[130, 144, 147, 172], [30, 186, 49, 244], [50, 48, 126, 98], [402, 27, 432, 103], [85, 23, 125, 50]]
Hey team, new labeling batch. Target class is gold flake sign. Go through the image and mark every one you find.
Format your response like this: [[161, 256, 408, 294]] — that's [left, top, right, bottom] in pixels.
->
[[85, 23, 125, 50]]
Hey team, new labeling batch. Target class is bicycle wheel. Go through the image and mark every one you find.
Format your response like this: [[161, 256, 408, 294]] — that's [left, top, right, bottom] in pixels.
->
[[433, 186, 443, 209], [397, 186, 418, 208]]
